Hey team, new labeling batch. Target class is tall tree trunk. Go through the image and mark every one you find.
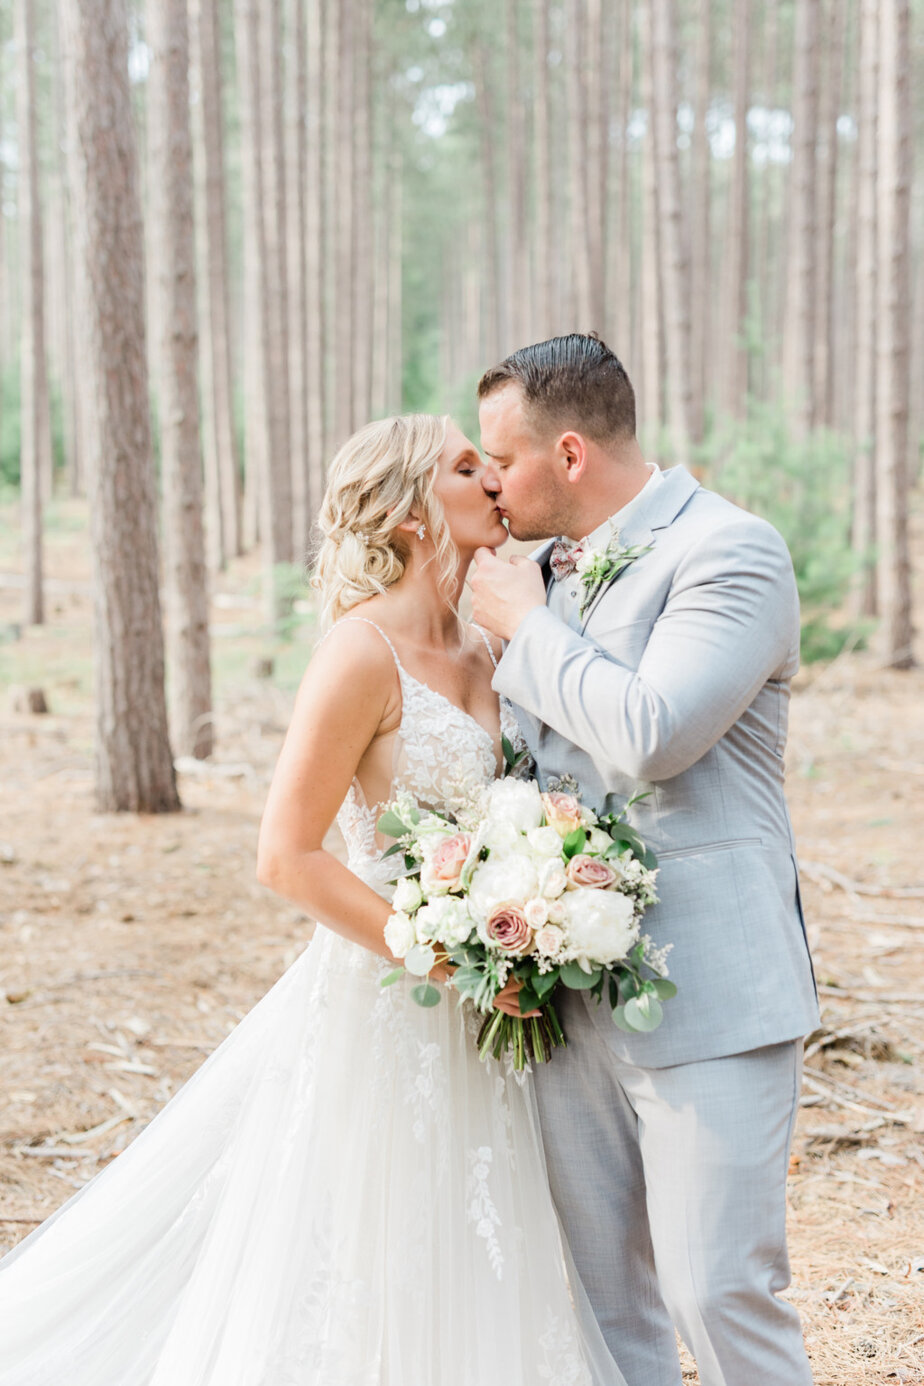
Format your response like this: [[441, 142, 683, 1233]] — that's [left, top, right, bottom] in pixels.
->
[[472, 32, 504, 362], [285, 0, 310, 556], [813, 0, 845, 429], [351, 0, 374, 428], [753, 0, 780, 403], [875, 0, 914, 668], [261, 0, 293, 556], [190, 0, 242, 568], [387, 146, 403, 411], [147, 0, 213, 760], [16, 0, 49, 625], [851, 0, 878, 618], [638, 2, 663, 441], [305, 0, 326, 513], [610, 0, 633, 362], [505, 0, 528, 349], [63, 0, 179, 812], [649, 0, 692, 467], [51, 0, 84, 497], [782, 0, 820, 434], [721, 0, 750, 419], [532, 0, 552, 342], [333, 0, 355, 443], [583, 0, 605, 324], [565, 0, 591, 328], [236, 0, 287, 623], [688, 0, 711, 437]]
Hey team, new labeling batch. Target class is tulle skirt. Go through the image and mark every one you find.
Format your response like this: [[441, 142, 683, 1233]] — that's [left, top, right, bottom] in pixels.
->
[[0, 924, 624, 1385]]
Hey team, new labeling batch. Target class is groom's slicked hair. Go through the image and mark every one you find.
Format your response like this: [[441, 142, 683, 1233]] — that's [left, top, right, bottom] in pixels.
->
[[477, 333, 636, 444]]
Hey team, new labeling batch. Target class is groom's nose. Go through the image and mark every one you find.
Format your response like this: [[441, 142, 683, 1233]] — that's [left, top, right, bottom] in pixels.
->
[[481, 461, 500, 497]]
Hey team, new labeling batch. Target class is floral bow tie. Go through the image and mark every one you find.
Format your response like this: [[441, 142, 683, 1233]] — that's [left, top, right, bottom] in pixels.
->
[[549, 537, 583, 581]]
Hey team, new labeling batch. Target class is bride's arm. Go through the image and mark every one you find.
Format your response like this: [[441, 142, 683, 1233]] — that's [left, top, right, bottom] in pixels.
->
[[256, 622, 407, 965]]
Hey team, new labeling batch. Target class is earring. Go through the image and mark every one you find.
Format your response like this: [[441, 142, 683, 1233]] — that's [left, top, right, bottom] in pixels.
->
[[416, 523, 426, 541]]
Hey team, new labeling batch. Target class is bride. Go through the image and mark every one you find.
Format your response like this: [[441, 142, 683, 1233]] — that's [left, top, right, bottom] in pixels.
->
[[0, 414, 625, 1386]]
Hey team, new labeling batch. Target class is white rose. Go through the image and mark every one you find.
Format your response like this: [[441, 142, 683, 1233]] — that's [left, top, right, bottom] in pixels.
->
[[524, 896, 549, 930], [384, 910, 417, 959], [416, 896, 475, 950], [538, 859, 568, 899], [574, 547, 595, 576], [585, 827, 614, 856], [535, 923, 565, 958], [392, 876, 423, 914], [468, 855, 538, 919], [486, 778, 544, 832], [527, 825, 566, 859], [481, 819, 524, 859], [559, 887, 638, 967], [547, 898, 566, 924]]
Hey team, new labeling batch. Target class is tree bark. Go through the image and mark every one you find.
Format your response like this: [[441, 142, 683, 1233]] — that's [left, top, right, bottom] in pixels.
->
[[333, 0, 355, 444], [782, 0, 820, 434], [813, 0, 845, 429], [649, 0, 692, 467], [721, 0, 750, 419], [851, 0, 878, 618], [63, 0, 179, 812], [351, 0, 374, 428], [638, 2, 663, 441], [190, 0, 242, 568], [874, 0, 914, 668], [305, 0, 326, 512], [285, 0, 310, 557], [565, 0, 591, 329], [532, 0, 553, 342], [16, 0, 50, 626], [147, 0, 213, 760], [688, 0, 710, 437]]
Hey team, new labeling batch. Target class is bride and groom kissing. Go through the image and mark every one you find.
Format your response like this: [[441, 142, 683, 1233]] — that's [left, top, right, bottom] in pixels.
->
[[0, 333, 818, 1385]]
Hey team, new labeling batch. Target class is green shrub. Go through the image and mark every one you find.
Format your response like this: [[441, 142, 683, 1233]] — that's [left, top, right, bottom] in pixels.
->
[[700, 400, 868, 663]]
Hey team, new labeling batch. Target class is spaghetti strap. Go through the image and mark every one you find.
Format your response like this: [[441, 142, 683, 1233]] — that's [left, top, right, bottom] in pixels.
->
[[471, 623, 499, 670], [335, 616, 403, 672]]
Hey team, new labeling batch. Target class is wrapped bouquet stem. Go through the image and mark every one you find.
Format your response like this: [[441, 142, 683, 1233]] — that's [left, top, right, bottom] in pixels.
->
[[378, 775, 674, 1071]]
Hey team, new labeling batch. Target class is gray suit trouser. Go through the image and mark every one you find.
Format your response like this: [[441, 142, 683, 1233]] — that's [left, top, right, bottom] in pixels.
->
[[533, 992, 813, 1386]]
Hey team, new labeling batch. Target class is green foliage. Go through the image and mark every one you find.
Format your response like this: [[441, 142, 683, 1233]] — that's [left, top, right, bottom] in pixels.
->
[[701, 400, 869, 663]]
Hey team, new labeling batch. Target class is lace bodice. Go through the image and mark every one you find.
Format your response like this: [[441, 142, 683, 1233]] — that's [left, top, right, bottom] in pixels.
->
[[332, 618, 523, 898]]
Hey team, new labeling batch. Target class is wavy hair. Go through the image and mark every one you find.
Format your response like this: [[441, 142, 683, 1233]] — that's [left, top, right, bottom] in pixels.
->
[[312, 414, 457, 628]]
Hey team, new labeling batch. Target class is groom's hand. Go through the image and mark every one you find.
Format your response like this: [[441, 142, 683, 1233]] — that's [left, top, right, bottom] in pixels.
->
[[471, 549, 546, 642]]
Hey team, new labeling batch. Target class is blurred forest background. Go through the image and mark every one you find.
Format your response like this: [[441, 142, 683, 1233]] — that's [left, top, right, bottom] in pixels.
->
[[0, 0, 921, 809]]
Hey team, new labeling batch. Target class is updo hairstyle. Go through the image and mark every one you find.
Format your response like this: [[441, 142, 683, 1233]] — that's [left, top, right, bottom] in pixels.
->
[[312, 413, 456, 628]]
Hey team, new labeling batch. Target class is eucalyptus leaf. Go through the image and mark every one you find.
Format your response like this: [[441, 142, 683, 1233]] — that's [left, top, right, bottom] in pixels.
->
[[560, 961, 602, 990], [411, 982, 442, 1008], [611, 1004, 636, 1033], [376, 809, 407, 839], [650, 978, 677, 1000], [404, 943, 436, 976], [380, 968, 405, 988], [624, 993, 664, 1032]]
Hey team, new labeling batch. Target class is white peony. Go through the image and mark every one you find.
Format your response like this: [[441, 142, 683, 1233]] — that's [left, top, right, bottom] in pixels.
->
[[559, 887, 638, 966], [538, 858, 568, 899], [527, 825, 566, 859], [485, 777, 544, 832], [481, 819, 525, 860], [415, 896, 475, 950], [586, 827, 614, 857], [392, 876, 424, 914], [384, 910, 417, 959], [468, 854, 538, 920]]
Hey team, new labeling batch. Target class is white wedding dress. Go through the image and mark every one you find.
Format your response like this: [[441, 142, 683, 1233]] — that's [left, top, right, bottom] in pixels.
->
[[0, 620, 625, 1386]]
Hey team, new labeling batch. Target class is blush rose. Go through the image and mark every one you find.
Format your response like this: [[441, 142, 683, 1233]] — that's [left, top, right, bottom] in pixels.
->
[[566, 854, 618, 889], [542, 792, 584, 838], [485, 903, 533, 954], [421, 832, 472, 894]]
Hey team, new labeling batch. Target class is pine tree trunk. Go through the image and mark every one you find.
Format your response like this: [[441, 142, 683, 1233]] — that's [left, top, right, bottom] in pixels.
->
[[63, 0, 179, 812], [190, 0, 242, 567], [285, 0, 310, 556], [147, 0, 213, 760], [584, 0, 605, 324], [638, 2, 663, 441], [351, 0, 374, 428], [721, 0, 750, 419], [16, 0, 49, 626], [851, 0, 878, 618], [472, 32, 504, 362], [649, 0, 692, 467], [610, 0, 633, 361], [505, 0, 528, 350], [333, 0, 355, 443], [875, 0, 914, 668], [813, 0, 845, 429], [261, 0, 293, 556], [51, 0, 84, 498], [565, 0, 591, 328], [532, 0, 552, 341], [782, 0, 819, 434], [305, 0, 326, 513], [688, 0, 710, 437], [753, 0, 780, 403]]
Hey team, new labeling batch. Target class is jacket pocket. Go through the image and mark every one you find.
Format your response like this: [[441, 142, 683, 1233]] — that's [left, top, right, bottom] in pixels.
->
[[657, 837, 763, 861]]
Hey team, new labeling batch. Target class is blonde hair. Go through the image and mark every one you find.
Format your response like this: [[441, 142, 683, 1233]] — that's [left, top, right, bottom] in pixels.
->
[[312, 413, 457, 628]]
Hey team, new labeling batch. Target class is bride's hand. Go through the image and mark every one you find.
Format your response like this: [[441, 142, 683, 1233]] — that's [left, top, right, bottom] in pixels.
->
[[492, 975, 541, 1019]]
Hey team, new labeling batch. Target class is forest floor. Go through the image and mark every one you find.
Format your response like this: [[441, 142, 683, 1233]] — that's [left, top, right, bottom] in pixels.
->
[[1, 497, 923, 1385]]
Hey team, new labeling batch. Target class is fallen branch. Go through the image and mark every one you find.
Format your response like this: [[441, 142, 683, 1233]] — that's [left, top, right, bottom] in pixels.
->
[[801, 861, 924, 900], [817, 984, 924, 1005], [800, 1072, 912, 1124]]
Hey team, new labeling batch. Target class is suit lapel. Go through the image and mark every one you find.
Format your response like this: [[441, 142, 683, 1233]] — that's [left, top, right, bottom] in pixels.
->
[[578, 466, 700, 631]]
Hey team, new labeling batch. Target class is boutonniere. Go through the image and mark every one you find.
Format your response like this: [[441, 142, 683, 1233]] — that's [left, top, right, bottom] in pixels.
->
[[574, 525, 651, 616]]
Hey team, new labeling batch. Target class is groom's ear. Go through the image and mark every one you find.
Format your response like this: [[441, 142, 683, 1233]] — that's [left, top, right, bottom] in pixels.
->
[[558, 431, 589, 485]]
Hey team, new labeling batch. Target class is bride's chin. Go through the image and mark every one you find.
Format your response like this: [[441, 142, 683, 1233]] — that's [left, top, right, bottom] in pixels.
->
[[484, 520, 509, 547]]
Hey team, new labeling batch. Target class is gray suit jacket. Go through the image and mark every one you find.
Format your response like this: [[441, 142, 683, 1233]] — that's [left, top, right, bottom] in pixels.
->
[[494, 465, 820, 1068]]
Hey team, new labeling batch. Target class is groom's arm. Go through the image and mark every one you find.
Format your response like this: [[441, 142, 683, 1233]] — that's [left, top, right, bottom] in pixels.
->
[[492, 520, 799, 785]]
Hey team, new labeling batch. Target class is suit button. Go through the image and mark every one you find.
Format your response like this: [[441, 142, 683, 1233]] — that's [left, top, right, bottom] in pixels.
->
[[570, 589, 577, 597]]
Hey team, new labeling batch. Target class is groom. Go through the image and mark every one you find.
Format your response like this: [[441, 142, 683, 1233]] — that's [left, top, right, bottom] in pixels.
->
[[471, 334, 818, 1386]]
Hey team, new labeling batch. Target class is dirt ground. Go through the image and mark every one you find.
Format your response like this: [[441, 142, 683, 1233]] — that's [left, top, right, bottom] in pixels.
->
[[1, 498, 923, 1385]]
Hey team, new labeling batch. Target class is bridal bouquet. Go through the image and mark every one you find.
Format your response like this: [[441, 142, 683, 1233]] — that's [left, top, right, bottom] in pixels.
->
[[377, 764, 673, 1070]]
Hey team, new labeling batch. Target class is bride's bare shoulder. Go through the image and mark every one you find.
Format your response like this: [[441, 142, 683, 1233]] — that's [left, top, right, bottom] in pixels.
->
[[302, 611, 399, 693]]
